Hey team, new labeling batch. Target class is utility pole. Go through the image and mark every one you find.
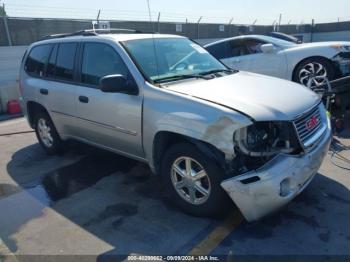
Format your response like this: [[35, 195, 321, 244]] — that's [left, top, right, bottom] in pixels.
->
[[228, 17, 233, 37], [157, 12, 160, 33], [310, 19, 315, 43], [96, 10, 101, 23], [93, 9, 101, 30], [250, 19, 257, 33], [272, 20, 277, 31], [278, 13, 282, 32], [197, 16, 202, 39], [1, 3, 12, 46]]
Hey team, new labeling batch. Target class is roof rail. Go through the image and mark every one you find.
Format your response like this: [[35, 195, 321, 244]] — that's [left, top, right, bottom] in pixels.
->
[[42, 28, 153, 40]]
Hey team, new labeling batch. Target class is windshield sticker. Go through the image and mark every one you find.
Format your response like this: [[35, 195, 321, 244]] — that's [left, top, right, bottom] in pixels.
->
[[190, 44, 208, 54]]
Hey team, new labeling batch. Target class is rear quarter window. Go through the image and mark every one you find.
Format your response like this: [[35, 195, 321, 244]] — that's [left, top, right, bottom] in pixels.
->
[[24, 44, 52, 77]]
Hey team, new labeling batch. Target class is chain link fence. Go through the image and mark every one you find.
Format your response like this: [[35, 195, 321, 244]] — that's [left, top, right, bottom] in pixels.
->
[[0, 15, 350, 46]]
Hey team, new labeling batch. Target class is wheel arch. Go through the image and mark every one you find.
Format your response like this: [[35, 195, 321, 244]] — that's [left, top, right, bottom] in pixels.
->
[[27, 101, 50, 128], [152, 131, 226, 175]]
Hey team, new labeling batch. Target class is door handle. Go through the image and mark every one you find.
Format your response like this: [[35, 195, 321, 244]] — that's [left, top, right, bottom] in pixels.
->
[[40, 88, 48, 95], [79, 96, 89, 103]]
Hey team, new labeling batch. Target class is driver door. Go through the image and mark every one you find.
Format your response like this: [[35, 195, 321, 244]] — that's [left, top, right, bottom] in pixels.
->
[[220, 39, 252, 71], [239, 38, 287, 78], [75, 42, 144, 157]]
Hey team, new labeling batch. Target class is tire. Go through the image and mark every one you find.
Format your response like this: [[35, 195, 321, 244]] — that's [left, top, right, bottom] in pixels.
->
[[293, 57, 335, 87], [160, 143, 231, 217], [34, 111, 62, 155]]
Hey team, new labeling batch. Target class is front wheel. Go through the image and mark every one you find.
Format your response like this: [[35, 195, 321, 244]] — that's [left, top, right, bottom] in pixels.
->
[[160, 143, 231, 217], [293, 57, 335, 87]]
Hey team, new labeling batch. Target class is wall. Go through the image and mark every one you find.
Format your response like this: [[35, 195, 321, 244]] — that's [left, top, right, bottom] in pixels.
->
[[0, 46, 26, 113]]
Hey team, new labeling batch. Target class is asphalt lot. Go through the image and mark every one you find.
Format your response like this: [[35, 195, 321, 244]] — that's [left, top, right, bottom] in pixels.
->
[[0, 117, 350, 260]]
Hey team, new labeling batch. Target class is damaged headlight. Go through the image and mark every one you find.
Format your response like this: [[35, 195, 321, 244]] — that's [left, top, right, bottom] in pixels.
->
[[234, 121, 300, 157]]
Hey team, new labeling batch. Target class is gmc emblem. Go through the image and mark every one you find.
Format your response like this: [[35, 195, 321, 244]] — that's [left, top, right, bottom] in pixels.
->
[[306, 116, 319, 130]]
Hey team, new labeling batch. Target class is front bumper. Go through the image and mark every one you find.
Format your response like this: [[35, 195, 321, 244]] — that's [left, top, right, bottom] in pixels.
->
[[221, 125, 332, 222]]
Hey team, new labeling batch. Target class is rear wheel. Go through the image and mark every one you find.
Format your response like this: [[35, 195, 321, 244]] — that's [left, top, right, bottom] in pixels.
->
[[293, 57, 335, 87], [34, 112, 62, 155], [160, 143, 231, 217]]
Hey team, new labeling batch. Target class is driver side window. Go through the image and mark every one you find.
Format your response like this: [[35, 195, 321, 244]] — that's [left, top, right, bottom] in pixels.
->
[[241, 39, 266, 55], [227, 40, 249, 58], [81, 43, 131, 87]]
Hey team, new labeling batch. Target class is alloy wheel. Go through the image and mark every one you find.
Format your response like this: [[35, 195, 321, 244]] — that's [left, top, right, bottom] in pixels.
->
[[171, 156, 211, 205], [37, 118, 54, 148], [298, 62, 327, 87]]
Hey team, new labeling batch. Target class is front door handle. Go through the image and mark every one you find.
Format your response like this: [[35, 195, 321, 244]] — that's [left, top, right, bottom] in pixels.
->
[[40, 88, 48, 95], [79, 96, 89, 103]]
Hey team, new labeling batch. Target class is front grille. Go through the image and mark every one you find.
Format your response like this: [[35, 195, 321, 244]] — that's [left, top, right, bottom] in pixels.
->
[[293, 104, 326, 148]]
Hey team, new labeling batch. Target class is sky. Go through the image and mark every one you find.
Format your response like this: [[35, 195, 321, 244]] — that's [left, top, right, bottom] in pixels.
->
[[2, 0, 350, 25]]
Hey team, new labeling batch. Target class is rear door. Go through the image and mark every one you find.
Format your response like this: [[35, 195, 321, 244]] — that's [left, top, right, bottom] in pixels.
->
[[75, 42, 144, 157], [44, 42, 80, 137]]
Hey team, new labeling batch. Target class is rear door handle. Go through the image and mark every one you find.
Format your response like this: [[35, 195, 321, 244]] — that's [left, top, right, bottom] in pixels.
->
[[40, 88, 48, 95], [79, 96, 89, 103]]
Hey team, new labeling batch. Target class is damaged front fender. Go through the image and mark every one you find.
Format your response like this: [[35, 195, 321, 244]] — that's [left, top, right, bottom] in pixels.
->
[[221, 126, 331, 222]]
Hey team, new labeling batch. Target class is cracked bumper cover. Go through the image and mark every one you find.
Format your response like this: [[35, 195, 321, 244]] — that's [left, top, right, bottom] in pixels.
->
[[221, 125, 332, 222]]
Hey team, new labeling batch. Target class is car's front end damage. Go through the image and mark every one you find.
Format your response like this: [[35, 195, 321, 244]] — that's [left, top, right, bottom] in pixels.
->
[[221, 103, 332, 222], [330, 44, 350, 77], [163, 71, 331, 221]]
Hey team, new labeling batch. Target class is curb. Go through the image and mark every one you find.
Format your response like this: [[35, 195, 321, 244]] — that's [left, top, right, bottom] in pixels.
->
[[0, 113, 23, 122]]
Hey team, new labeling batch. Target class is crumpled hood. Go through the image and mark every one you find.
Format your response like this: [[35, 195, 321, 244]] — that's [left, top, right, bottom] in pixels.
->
[[164, 71, 320, 121]]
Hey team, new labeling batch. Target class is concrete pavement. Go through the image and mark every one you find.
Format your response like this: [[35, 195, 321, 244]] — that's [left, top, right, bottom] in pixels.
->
[[0, 117, 349, 260]]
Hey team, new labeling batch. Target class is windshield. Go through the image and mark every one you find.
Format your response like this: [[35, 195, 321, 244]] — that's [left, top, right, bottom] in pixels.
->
[[122, 37, 228, 83]]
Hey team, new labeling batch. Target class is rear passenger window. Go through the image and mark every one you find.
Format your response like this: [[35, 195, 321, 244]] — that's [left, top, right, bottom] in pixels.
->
[[25, 45, 52, 77], [81, 43, 129, 86], [55, 43, 77, 81]]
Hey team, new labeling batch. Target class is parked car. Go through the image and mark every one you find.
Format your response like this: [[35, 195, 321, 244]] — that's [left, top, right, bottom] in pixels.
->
[[266, 32, 302, 44], [204, 35, 350, 87], [19, 30, 331, 222]]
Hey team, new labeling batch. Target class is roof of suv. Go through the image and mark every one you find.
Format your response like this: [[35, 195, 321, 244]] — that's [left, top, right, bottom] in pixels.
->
[[101, 33, 184, 42], [34, 31, 184, 46]]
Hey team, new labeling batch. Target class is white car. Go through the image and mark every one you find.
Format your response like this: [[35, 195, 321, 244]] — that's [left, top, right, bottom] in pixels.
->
[[204, 35, 350, 86]]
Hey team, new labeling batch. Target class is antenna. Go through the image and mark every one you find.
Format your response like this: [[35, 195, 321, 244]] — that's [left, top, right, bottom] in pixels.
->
[[146, 0, 160, 81], [146, 0, 155, 32]]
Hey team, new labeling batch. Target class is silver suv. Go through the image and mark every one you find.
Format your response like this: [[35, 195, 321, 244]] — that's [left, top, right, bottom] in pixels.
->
[[19, 29, 332, 221]]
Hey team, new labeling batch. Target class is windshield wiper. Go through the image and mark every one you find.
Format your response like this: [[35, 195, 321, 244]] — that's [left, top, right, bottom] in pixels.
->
[[199, 69, 238, 76], [154, 74, 212, 84]]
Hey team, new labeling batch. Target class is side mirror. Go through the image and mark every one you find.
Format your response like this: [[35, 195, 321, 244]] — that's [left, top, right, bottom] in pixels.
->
[[261, 43, 275, 53], [99, 74, 138, 95]]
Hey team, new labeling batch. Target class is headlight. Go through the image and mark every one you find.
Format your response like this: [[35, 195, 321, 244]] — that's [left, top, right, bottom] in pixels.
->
[[331, 44, 350, 52], [234, 121, 300, 157]]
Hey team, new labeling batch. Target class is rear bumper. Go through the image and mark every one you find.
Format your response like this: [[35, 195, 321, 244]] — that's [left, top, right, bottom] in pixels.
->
[[221, 124, 332, 222]]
